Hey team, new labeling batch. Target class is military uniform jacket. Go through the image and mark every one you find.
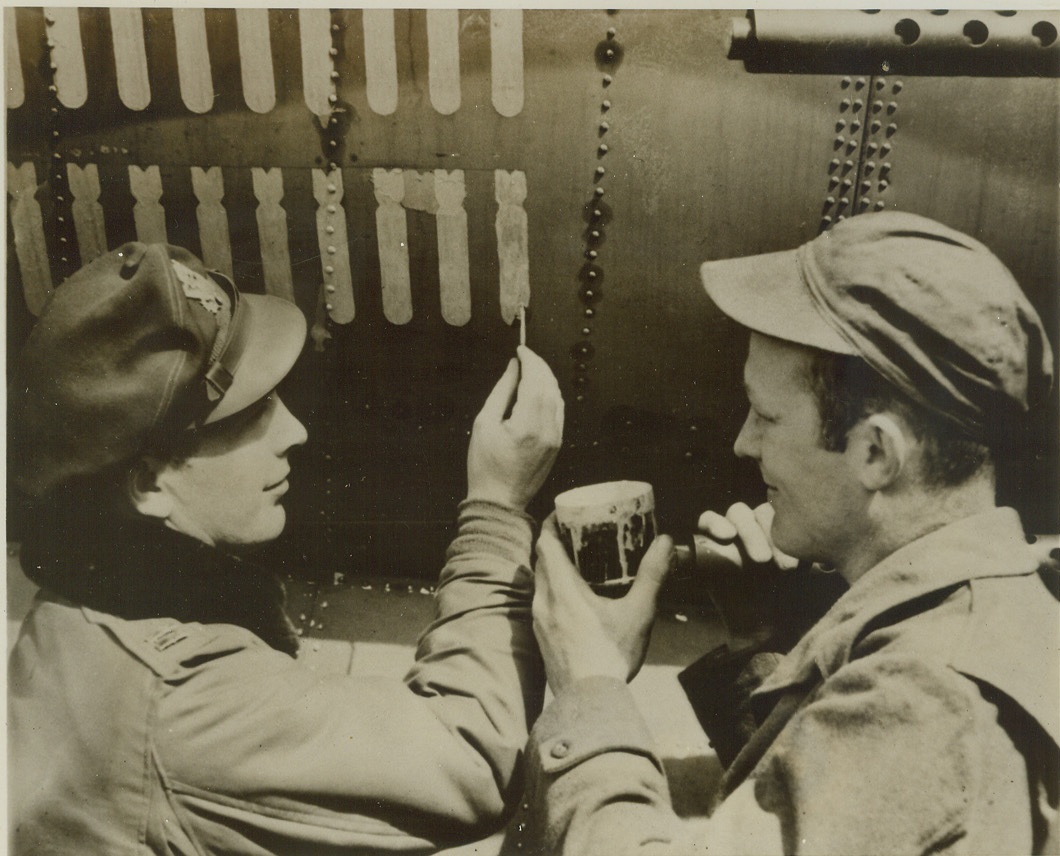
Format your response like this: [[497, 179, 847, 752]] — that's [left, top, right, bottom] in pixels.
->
[[504, 507, 1060, 855], [10, 500, 544, 855]]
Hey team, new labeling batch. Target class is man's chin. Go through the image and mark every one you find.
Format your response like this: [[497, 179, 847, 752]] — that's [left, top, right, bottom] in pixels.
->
[[770, 518, 798, 559], [222, 521, 286, 556], [772, 527, 823, 570]]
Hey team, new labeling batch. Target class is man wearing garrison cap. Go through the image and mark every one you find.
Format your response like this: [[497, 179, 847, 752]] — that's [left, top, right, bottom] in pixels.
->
[[507, 212, 1059, 855], [8, 243, 564, 854]]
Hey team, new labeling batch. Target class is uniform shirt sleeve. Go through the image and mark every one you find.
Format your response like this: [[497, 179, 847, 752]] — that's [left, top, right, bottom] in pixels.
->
[[507, 655, 1031, 856], [153, 499, 545, 852], [502, 675, 785, 856]]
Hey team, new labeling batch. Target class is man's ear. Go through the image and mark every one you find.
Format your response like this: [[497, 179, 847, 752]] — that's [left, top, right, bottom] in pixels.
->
[[127, 456, 173, 520], [849, 413, 910, 491]]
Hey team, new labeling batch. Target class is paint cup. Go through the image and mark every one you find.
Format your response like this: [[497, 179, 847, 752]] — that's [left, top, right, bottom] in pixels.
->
[[554, 481, 656, 592]]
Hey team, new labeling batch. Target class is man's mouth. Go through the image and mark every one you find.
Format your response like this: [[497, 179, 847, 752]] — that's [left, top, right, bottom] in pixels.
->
[[264, 473, 289, 492]]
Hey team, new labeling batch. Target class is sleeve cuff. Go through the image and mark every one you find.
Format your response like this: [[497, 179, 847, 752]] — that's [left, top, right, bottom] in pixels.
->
[[532, 676, 663, 775], [450, 499, 536, 566]]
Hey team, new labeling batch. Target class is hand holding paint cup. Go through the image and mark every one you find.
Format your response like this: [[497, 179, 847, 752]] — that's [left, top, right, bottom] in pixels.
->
[[554, 481, 657, 593]]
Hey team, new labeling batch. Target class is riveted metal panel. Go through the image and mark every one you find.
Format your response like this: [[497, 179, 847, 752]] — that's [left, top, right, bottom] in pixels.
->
[[7, 8, 1058, 587]]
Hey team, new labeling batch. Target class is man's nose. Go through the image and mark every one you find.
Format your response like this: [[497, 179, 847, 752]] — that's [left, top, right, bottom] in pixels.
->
[[733, 412, 756, 460], [274, 396, 309, 451]]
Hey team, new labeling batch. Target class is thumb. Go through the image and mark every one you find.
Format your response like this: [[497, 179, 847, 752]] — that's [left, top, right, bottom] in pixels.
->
[[626, 534, 675, 612], [536, 515, 586, 600], [753, 502, 799, 570], [478, 358, 520, 422]]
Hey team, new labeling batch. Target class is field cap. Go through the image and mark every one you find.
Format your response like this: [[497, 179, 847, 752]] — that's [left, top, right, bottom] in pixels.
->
[[700, 211, 1054, 437], [11, 242, 307, 497]]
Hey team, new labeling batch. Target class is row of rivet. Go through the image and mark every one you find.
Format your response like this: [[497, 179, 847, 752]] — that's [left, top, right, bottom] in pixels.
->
[[318, 14, 345, 540], [572, 21, 620, 403], [850, 75, 901, 217], [44, 14, 77, 281], [820, 75, 902, 230], [321, 15, 346, 319]]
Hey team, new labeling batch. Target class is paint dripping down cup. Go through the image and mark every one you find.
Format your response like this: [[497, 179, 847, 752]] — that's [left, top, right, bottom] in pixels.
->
[[555, 481, 656, 596]]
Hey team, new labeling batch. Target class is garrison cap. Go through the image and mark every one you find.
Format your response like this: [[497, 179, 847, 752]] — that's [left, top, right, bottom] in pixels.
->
[[11, 243, 307, 498], [700, 211, 1054, 437]]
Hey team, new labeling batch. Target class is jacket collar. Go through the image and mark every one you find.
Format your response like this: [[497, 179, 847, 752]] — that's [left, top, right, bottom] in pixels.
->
[[755, 507, 1039, 696], [21, 514, 300, 657]]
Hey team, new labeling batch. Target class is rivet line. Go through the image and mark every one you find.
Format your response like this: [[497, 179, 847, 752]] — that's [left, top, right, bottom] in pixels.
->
[[821, 74, 902, 231], [575, 20, 623, 397]]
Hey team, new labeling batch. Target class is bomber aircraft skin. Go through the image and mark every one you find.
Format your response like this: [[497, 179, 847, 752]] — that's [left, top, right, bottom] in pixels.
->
[[7, 8, 1058, 593]]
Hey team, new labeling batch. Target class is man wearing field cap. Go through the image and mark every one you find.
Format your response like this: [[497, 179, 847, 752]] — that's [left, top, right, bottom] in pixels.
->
[[9, 242, 565, 854], [507, 211, 1059, 855]]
